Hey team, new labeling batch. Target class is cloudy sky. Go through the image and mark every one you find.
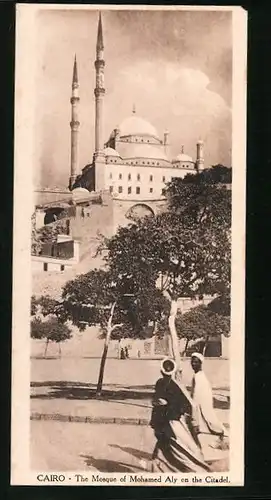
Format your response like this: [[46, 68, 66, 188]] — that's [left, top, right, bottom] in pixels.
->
[[33, 8, 232, 188]]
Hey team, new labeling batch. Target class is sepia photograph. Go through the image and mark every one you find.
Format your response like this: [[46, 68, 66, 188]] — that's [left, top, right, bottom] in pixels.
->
[[11, 4, 246, 486]]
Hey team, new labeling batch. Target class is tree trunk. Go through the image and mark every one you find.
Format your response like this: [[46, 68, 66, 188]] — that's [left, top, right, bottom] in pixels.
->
[[58, 343, 62, 358], [96, 302, 116, 396], [168, 299, 181, 370], [183, 338, 190, 356], [203, 335, 210, 356], [44, 338, 49, 358]]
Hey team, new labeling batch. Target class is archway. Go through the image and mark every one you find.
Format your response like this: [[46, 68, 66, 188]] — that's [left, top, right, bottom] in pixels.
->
[[125, 203, 155, 222], [44, 207, 65, 225]]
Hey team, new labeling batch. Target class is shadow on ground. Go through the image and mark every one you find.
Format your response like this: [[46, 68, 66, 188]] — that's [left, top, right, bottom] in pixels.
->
[[30, 381, 230, 409], [81, 454, 144, 473], [110, 444, 152, 461]]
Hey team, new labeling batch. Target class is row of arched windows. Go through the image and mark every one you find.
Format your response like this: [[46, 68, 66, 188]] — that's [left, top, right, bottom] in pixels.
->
[[109, 173, 168, 182]]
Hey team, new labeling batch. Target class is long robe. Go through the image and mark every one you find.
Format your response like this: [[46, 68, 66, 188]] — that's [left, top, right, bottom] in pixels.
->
[[191, 370, 225, 436], [191, 370, 228, 463], [150, 376, 210, 473]]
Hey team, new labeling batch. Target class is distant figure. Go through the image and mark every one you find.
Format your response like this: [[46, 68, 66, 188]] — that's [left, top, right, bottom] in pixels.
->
[[125, 346, 129, 359], [150, 357, 210, 472], [138, 350, 141, 358], [190, 352, 225, 450], [120, 348, 126, 360]]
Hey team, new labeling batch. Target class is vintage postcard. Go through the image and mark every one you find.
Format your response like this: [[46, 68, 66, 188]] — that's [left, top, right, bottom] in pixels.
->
[[11, 4, 247, 486]]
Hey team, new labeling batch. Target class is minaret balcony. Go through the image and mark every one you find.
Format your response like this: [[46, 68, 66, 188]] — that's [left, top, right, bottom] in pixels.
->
[[94, 88, 105, 97], [95, 59, 105, 70], [70, 120, 80, 129], [70, 96, 80, 105]]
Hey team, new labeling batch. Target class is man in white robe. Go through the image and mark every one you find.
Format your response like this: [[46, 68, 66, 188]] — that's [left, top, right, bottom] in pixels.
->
[[190, 352, 226, 459]]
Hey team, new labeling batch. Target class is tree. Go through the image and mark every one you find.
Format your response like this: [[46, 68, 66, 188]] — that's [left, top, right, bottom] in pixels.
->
[[165, 174, 231, 338], [31, 218, 69, 256], [106, 207, 230, 373], [31, 317, 72, 357], [175, 304, 230, 356], [182, 164, 232, 185], [31, 295, 60, 317], [166, 177, 231, 229], [61, 268, 168, 395]]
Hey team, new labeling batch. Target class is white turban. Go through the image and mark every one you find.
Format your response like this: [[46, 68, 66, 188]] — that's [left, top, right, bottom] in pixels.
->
[[160, 357, 177, 376], [191, 352, 204, 364]]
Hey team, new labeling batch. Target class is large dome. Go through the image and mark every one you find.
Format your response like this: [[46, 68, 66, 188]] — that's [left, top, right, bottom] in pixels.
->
[[117, 142, 168, 161], [118, 115, 159, 139]]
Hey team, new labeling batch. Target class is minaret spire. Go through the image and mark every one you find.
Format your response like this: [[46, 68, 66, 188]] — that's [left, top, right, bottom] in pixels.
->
[[69, 55, 80, 190], [94, 12, 106, 192], [97, 12, 104, 53], [72, 54, 78, 88]]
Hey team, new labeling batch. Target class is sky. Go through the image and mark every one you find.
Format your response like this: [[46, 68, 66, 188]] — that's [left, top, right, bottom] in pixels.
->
[[33, 8, 232, 188]]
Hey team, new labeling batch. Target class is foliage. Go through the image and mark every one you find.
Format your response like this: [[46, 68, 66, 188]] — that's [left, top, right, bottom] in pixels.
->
[[165, 178, 231, 231], [207, 293, 231, 317], [176, 304, 230, 341], [31, 213, 43, 256], [31, 317, 72, 343], [31, 295, 61, 318], [61, 268, 168, 338], [182, 164, 232, 185], [31, 218, 69, 255], [106, 210, 230, 301]]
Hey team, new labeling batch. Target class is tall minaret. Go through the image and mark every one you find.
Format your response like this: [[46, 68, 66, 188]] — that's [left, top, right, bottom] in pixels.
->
[[163, 129, 169, 156], [94, 12, 106, 191], [69, 55, 80, 190], [196, 139, 204, 171]]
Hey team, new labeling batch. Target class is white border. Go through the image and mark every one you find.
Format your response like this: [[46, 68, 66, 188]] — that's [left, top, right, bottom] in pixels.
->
[[11, 4, 247, 486]]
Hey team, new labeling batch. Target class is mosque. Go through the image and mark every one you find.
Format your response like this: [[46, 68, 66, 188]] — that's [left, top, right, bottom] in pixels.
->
[[69, 12, 205, 226], [31, 13, 230, 359]]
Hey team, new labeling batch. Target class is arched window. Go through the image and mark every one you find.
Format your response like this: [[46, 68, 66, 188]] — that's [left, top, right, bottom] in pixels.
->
[[128, 173, 131, 181]]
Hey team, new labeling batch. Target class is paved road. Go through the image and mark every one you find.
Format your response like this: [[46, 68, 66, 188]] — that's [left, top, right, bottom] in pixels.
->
[[31, 421, 229, 473], [31, 357, 229, 390], [31, 421, 155, 472]]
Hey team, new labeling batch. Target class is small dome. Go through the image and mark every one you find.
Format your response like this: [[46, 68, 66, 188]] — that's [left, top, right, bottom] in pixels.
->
[[104, 147, 120, 157], [173, 153, 193, 163], [118, 115, 159, 139], [72, 187, 90, 199]]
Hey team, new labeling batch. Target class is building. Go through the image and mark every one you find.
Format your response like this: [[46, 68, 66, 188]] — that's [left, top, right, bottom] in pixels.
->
[[70, 12, 205, 229]]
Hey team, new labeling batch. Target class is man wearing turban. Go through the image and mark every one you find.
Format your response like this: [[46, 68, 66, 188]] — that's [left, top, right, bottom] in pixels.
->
[[190, 352, 226, 453]]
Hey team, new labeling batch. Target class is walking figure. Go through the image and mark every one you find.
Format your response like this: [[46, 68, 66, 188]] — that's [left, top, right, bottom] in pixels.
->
[[150, 357, 210, 472]]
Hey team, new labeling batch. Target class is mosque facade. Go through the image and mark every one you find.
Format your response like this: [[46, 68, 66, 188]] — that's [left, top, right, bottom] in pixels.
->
[[69, 13, 205, 226]]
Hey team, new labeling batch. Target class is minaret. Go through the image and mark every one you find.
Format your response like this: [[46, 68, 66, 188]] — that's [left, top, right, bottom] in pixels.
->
[[69, 55, 80, 190], [94, 12, 106, 192], [163, 130, 169, 156], [196, 139, 204, 171]]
